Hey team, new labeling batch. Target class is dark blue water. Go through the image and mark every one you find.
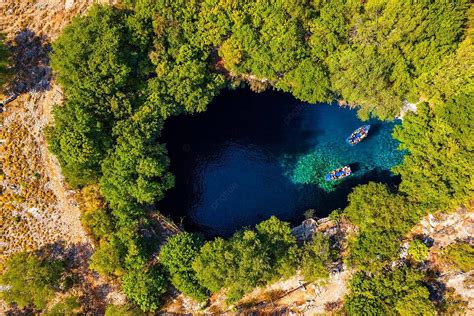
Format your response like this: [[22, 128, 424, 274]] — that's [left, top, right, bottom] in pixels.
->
[[159, 90, 404, 236]]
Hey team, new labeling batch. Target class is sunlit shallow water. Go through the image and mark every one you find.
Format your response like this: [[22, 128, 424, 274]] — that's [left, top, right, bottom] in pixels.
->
[[160, 90, 404, 236]]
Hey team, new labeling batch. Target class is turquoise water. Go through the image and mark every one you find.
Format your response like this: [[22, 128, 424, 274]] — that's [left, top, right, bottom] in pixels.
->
[[160, 90, 404, 236], [282, 104, 404, 192]]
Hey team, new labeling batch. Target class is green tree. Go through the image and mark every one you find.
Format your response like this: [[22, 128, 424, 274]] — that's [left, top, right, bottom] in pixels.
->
[[193, 217, 297, 303], [328, 0, 470, 119], [408, 239, 429, 262], [51, 5, 151, 117], [225, 230, 271, 303], [89, 239, 126, 277], [441, 242, 474, 272], [46, 102, 111, 187], [122, 266, 167, 312], [416, 9, 474, 106], [328, 45, 400, 120], [300, 233, 332, 282], [344, 182, 422, 234], [345, 267, 435, 316], [276, 59, 332, 103], [192, 237, 228, 293], [0, 252, 64, 310], [45, 296, 81, 316], [393, 96, 474, 210], [343, 183, 424, 271], [159, 232, 208, 302], [142, 0, 225, 117], [276, 245, 301, 280], [81, 208, 114, 243], [308, 0, 359, 60], [99, 106, 175, 211], [347, 230, 401, 272]]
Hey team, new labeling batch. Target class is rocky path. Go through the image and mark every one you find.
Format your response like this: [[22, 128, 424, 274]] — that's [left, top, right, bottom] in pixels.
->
[[410, 206, 474, 311], [0, 0, 118, 313], [0, 0, 95, 263]]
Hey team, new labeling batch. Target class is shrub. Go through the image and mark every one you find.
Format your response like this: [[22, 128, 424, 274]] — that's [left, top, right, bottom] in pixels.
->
[[300, 233, 332, 283], [408, 239, 429, 262], [345, 267, 435, 316], [122, 266, 167, 312], [45, 296, 81, 316], [0, 252, 64, 310], [159, 232, 208, 302], [81, 208, 114, 242], [89, 239, 125, 277], [193, 216, 297, 303], [441, 242, 474, 272], [105, 304, 145, 316]]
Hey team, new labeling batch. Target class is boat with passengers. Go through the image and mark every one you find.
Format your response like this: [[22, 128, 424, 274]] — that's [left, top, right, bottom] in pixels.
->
[[346, 125, 370, 145], [325, 165, 352, 181]]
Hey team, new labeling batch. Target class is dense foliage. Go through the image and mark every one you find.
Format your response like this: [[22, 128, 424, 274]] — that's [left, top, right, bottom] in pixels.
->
[[45, 296, 81, 316], [393, 95, 474, 210], [345, 267, 435, 316], [408, 239, 430, 262], [159, 232, 208, 302], [44, 0, 473, 312], [193, 217, 299, 303], [48, 6, 173, 309], [0, 252, 64, 310], [441, 242, 474, 272], [190, 217, 333, 303], [122, 266, 167, 312], [300, 233, 334, 282], [328, 1, 469, 119], [344, 182, 424, 271]]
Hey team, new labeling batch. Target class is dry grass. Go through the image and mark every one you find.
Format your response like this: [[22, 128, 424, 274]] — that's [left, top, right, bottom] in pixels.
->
[[0, 93, 88, 263]]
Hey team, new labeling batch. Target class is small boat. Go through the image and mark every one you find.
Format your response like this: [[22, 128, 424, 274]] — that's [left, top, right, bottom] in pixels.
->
[[325, 166, 352, 181], [346, 125, 370, 145]]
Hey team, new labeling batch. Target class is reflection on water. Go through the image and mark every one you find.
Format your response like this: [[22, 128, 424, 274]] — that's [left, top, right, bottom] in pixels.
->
[[159, 89, 404, 236]]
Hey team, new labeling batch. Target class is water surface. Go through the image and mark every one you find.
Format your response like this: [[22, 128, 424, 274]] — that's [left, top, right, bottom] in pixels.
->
[[160, 90, 403, 236]]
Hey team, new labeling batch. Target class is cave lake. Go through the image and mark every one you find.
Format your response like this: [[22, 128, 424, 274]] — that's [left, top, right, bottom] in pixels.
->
[[159, 89, 405, 236]]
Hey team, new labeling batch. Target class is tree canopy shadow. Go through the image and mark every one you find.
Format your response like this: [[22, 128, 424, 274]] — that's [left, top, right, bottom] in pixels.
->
[[9, 29, 51, 94]]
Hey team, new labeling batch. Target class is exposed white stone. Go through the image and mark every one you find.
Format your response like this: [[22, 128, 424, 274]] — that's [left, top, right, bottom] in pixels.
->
[[65, 0, 75, 10]]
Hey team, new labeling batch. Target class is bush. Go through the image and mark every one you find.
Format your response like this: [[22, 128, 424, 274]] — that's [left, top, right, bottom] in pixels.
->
[[345, 267, 435, 316], [45, 296, 81, 316], [393, 96, 474, 210], [300, 233, 332, 283], [441, 242, 474, 272], [0, 252, 64, 310], [89, 239, 125, 277], [105, 304, 145, 316], [159, 232, 208, 302], [81, 208, 114, 242], [408, 239, 429, 262], [122, 266, 167, 312], [193, 216, 297, 303]]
